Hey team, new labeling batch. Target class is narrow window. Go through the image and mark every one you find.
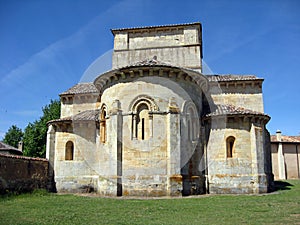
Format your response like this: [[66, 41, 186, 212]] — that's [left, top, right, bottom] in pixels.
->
[[65, 141, 74, 160], [141, 118, 145, 140], [187, 120, 191, 141], [136, 103, 150, 140], [187, 106, 198, 141], [226, 136, 235, 158], [100, 107, 107, 143]]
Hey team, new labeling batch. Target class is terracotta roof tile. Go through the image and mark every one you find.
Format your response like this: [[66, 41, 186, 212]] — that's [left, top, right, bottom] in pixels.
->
[[206, 75, 263, 82], [0, 153, 48, 161], [62, 72, 262, 96], [130, 57, 167, 67], [60, 83, 98, 95], [49, 109, 100, 124], [271, 135, 300, 143], [206, 104, 269, 117], [111, 22, 201, 34]]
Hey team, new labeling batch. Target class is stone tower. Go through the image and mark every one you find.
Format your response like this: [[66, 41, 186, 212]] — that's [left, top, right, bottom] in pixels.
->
[[111, 22, 203, 72]]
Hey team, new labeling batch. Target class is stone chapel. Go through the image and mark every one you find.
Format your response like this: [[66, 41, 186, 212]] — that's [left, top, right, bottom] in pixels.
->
[[46, 22, 273, 196]]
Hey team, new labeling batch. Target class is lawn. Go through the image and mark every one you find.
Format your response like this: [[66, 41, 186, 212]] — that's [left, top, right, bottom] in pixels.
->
[[1, 180, 299, 225]]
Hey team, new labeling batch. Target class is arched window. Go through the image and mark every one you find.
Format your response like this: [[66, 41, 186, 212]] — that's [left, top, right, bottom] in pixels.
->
[[130, 96, 157, 140], [187, 107, 197, 141], [65, 141, 74, 160], [136, 103, 150, 140], [184, 104, 198, 142], [100, 105, 107, 143], [226, 136, 235, 158]]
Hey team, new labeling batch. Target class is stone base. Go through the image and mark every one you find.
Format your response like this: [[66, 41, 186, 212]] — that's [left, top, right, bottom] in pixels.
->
[[208, 174, 268, 194]]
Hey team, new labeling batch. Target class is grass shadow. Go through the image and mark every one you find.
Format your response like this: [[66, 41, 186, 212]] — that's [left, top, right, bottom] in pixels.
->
[[273, 180, 293, 192]]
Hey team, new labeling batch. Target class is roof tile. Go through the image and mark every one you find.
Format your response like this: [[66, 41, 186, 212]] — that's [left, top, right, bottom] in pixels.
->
[[271, 135, 300, 143], [60, 83, 98, 95], [111, 22, 201, 34], [206, 75, 262, 82], [49, 109, 100, 124], [206, 104, 269, 117]]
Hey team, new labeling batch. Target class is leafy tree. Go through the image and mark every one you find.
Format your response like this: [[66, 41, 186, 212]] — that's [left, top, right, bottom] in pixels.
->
[[2, 125, 24, 148], [23, 99, 60, 158]]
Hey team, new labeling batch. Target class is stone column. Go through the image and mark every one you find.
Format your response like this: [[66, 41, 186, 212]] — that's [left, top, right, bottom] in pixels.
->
[[108, 99, 122, 196], [46, 125, 55, 163], [46, 124, 56, 191], [166, 99, 181, 196], [250, 122, 268, 193], [132, 114, 137, 139], [276, 130, 286, 180]]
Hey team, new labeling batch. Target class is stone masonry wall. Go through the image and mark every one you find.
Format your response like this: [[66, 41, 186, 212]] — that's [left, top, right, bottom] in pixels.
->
[[112, 24, 202, 71], [0, 154, 53, 194]]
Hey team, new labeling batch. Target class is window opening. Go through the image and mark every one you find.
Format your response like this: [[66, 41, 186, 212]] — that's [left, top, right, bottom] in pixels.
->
[[136, 103, 150, 140], [100, 106, 107, 143], [65, 141, 74, 160], [226, 136, 235, 158], [188, 120, 191, 141], [141, 118, 145, 140]]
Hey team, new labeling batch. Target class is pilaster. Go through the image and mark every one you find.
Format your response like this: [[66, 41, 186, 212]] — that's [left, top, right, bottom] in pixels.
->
[[166, 100, 182, 196]]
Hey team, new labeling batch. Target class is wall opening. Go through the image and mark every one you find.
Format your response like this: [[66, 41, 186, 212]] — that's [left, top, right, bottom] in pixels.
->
[[65, 141, 74, 160], [136, 103, 150, 140], [226, 136, 235, 158], [130, 96, 157, 140], [100, 106, 107, 143], [186, 105, 198, 142], [141, 118, 145, 140]]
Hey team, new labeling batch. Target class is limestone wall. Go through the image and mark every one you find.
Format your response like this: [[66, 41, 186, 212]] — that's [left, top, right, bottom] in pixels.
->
[[271, 143, 300, 179], [206, 118, 268, 194], [96, 76, 204, 196], [209, 81, 264, 113], [211, 93, 264, 113], [112, 24, 202, 70], [53, 123, 99, 193], [60, 94, 99, 118]]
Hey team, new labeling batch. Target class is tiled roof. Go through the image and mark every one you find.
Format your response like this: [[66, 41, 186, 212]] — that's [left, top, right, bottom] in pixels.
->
[[271, 135, 300, 143], [49, 110, 100, 124], [120, 57, 178, 70], [111, 22, 201, 34], [130, 57, 168, 67], [62, 72, 261, 96], [0, 141, 22, 154], [60, 83, 98, 96], [206, 104, 269, 117], [206, 75, 263, 82], [119, 58, 206, 77], [0, 153, 48, 161]]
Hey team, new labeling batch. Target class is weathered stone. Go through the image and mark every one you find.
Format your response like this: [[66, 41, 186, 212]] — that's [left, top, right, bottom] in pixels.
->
[[47, 23, 273, 196]]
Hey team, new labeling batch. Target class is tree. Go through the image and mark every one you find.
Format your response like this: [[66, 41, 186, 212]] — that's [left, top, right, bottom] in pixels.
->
[[23, 99, 60, 158], [2, 125, 23, 148]]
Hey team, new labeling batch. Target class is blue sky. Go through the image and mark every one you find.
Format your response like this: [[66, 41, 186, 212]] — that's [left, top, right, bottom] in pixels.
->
[[0, 0, 299, 139]]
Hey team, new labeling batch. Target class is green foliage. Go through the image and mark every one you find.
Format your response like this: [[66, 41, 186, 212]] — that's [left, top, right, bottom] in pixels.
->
[[23, 99, 60, 158], [2, 125, 23, 148], [0, 180, 300, 225]]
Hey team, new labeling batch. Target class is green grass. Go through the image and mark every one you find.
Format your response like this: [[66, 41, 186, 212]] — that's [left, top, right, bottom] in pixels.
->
[[1, 180, 300, 225]]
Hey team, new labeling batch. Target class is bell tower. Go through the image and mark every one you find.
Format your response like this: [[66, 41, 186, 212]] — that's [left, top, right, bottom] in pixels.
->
[[111, 22, 203, 72]]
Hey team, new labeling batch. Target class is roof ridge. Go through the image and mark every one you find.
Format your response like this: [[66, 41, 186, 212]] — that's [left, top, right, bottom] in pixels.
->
[[111, 22, 201, 34]]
